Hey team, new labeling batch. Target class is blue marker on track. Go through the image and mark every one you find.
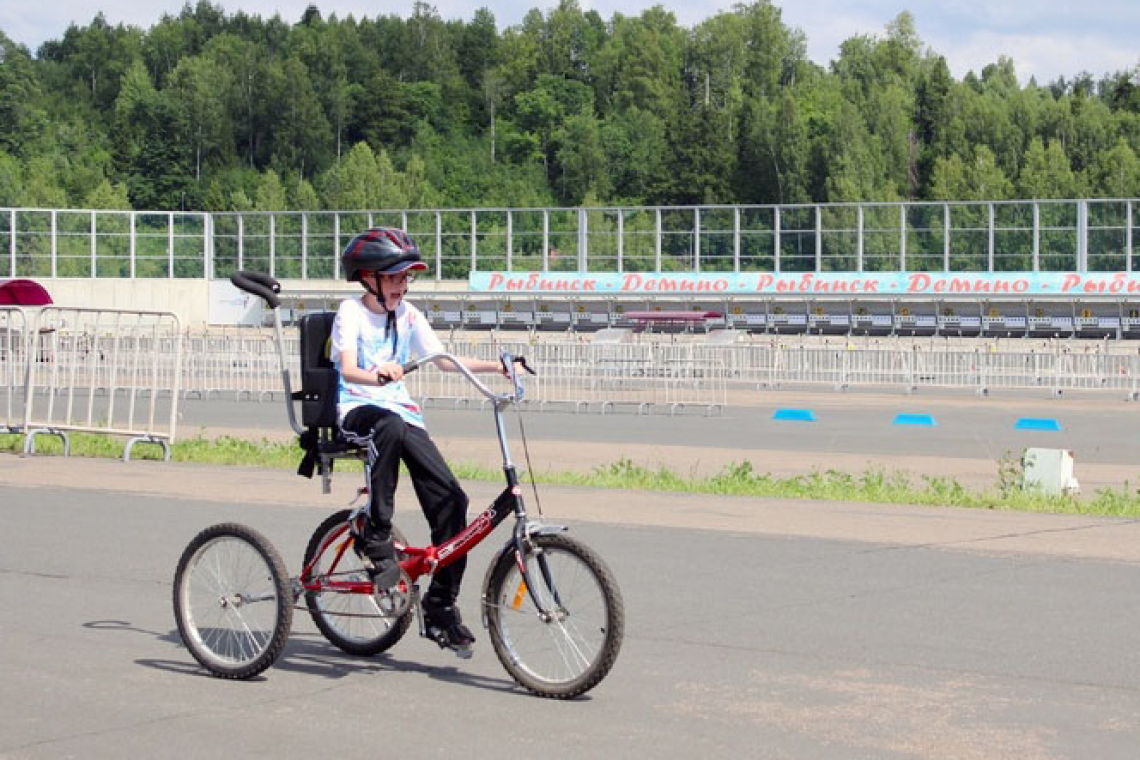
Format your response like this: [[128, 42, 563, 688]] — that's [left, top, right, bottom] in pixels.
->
[[1014, 417, 1061, 431], [773, 409, 816, 422], [893, 413, 936, 426]]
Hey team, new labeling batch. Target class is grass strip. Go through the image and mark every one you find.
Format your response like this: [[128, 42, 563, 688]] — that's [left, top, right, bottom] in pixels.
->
[[3, 432, 1139, 517]]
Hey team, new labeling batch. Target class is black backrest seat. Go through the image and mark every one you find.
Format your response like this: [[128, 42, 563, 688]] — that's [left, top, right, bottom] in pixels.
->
[[297, 311, 338, 430]]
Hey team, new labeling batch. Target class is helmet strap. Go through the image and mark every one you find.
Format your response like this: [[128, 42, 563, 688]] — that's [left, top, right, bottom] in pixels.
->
[[361, 277, 381, 301], [361, 274, 399, 351]]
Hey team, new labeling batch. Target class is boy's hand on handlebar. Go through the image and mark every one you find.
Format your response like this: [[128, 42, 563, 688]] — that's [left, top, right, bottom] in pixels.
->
[[500, 356, 537, 377], [376, 362, 404, 385]]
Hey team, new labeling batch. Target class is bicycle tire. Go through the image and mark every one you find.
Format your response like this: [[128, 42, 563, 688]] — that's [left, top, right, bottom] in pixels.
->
[[303, 510, 413, 656], [484, 533, 624, 699], [173, 522, 292, 679]]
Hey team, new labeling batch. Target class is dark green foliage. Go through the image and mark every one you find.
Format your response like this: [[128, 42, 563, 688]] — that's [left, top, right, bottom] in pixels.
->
[[1, 4, 1139, 212]]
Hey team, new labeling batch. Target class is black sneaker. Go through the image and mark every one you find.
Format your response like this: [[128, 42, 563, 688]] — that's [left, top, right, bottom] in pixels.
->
[[352, 522, 401, 591], [423, 598, 476, 658]]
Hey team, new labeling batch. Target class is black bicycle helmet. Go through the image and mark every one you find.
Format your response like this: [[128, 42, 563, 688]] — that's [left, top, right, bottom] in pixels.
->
[[341, 227, 427, 282]]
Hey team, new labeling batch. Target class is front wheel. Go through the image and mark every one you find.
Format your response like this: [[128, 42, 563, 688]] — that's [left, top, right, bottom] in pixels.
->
[[483, 533, 624, 699], [303, 510, 413, 656], [173, 523, 293, 679]]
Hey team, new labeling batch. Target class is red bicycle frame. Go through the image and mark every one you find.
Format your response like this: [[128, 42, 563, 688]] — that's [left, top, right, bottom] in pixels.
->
[[298, 483, 521, 596]]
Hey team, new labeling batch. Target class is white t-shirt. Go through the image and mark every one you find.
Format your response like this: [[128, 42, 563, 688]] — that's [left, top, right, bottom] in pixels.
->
[[330, 296, 443, 429]]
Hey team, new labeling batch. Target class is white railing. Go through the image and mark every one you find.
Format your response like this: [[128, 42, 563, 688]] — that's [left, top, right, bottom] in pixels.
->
[[21, 307, 183, 458], [1, 306, 32, 432], [3, 199, 1136, 281]]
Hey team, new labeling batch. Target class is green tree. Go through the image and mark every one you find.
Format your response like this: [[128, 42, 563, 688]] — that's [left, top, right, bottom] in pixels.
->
[[600, 106, 669, 202], [592, 7, 684, 118], [0, 32, 46, 156], [1017, 137, 1079, 198], [264, 55, 332, 177], [319, 141, 382, 209], [0, 150, 24, 205], [167, 54, 233, 181], [554, 110, 608, 204], [513, 74, 594, 178], [22, 155, 68, 207], [1084, 138, 1140, 197], [83, 178, 131, 208], [254, 169, 287, 210], [930, 144, 1013, 200]]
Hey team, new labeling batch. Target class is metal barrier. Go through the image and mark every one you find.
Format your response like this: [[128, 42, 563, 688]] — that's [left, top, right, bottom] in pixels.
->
[[22, 308, 183, 459], [170, 327, 1140, 416], [181, 327, 298, 401], [4, 199, 1135, 281], [1, 306, 33, 433]]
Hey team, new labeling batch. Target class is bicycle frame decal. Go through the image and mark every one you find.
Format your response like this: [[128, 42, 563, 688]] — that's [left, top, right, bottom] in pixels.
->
[[432, 486, 517, 569]]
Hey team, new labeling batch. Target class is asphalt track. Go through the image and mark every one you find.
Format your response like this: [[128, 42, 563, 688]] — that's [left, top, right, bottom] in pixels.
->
[[176, 386, 1140, 492], [4, 448, 1140, 757]]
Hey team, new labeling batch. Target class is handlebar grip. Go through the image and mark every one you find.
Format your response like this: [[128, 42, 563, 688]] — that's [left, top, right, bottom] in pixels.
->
[[377, 359, 421, 385], [230, 270, 282, 309]]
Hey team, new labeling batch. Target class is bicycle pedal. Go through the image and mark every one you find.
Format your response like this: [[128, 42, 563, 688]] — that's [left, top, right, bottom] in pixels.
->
[[367, 563, 401, 592], [426, 627, 474, 659], [372, 576, 412, 617]]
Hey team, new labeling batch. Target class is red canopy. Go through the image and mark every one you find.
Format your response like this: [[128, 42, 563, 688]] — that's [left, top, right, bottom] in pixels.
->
[[624, 310, 722, 322], [0, 279, 52, 306]]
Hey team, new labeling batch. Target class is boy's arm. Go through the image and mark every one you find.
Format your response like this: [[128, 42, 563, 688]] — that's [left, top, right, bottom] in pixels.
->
[[339, 348, 405, 385]]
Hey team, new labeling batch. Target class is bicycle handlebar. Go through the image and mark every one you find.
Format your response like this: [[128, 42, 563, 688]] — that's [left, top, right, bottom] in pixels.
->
[[397, 351, 533, 403], [230, 270, 282, 309]]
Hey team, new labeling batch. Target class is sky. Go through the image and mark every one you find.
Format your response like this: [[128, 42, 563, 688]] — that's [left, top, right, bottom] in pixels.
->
[[1, 0, 1138, 86]]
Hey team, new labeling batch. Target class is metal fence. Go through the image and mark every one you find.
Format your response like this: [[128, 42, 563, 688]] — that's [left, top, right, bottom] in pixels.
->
[[1, 306, 32, 433], [3, 199, 1136, 281], [21, 307, 183, 458], [168, 327, 1140, 415]]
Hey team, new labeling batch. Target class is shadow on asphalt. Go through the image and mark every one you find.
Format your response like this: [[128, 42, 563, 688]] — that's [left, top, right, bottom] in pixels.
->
[[106, 618, 545, 697]]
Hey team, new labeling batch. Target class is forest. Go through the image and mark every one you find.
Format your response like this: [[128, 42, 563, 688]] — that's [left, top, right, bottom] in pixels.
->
[[0, 0, 1138, 214]]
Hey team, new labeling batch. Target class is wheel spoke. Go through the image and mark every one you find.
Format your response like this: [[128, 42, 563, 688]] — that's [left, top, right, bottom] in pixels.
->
[[174, 524, 292, 679], [486, 534, 622, 697]]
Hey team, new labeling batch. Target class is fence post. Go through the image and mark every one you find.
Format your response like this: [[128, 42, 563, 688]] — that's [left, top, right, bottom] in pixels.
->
[[50, 209, 58, 278], [815, 205, 822, 272], [899, 203, 907, 271], [470, 209, 477, 272], [1077, 199, 1088, 271], [435, 210, 443, 280], [694, 207, 701, 272], [943, 203, 950, 271], [577, 207, 588, 270], [733, 206, 740, 273], [269, 213, 276, 278], [506, 209, 513, 270], [129, 211, 136, 278], [90, 211, 98, 277], [987, 203, 994, 272], [774, 206, 782, 273], [1126, 199, 1133, 272], [617, 209, 624, 273], [654, 207, 661, 271], [8, 207, 15, 277], [168, 211, 175, 278], [1032, 202, 1041, 271], [857, 204, 865, 272], [301, 212, 308, 279]]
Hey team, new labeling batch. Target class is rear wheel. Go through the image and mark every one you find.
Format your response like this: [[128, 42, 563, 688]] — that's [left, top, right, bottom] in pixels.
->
[[173, 523, 292, 679], [303, 510, 414, 656], [484, 533, 624, 698]]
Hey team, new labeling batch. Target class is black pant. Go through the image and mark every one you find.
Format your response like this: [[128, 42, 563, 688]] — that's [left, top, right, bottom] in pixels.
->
[[342, 406, 469, 603]]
